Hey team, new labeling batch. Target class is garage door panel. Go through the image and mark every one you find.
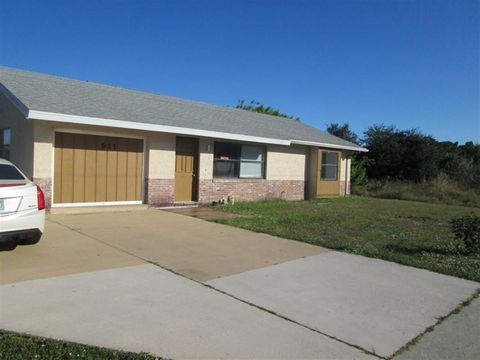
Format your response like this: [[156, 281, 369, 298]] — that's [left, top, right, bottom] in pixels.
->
[[54, 133, 143, 204], [73, 134, 86, 203], [106, 137, 118, 202], [116, 138, 128, 201], [126, 140, 138, 200], [135, 139, 143, 201], [60, 133, 75, 203], [95, 136, 108, 202], [54, 133, 63, 204], [84, 135, 97, 202]]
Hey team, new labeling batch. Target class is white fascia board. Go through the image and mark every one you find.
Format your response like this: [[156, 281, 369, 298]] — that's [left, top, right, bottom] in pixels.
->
[[27, 110, 291, 146], [290, 139, 369, 152]]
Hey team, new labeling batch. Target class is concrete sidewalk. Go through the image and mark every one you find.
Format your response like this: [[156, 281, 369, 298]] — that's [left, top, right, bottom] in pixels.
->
[[394, 296, 480, 360], [0, 264, 375, 359], [207, 251, 480, 358]]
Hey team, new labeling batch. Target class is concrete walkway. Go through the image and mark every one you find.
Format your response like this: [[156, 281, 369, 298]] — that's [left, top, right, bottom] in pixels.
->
[[394, 296, 480, 360], [165, 206, 243, 221], [0, 264, 374, 359], [207, 252, 480, 358]]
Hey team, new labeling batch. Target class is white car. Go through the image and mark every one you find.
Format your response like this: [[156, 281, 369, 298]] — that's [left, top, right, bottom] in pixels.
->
[[0, 158, 45, 250]]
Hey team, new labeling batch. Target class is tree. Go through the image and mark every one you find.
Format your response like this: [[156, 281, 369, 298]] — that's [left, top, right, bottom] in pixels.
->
[[362, 125, 443, 182], [235, 100, 300, 121], [326, 123, 359, 144]]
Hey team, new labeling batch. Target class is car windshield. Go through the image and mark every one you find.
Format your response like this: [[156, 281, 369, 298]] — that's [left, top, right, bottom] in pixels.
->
[[0, 164, 25, 180]]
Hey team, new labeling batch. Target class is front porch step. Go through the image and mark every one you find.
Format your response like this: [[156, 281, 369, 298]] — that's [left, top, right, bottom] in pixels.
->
[[157, 201, 199, 210]]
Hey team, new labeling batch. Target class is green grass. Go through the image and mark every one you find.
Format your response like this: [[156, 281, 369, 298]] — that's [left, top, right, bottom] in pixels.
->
[[353, 176, 480, 207], [213, 197, 480, 282], [0, 330, 160, 360]]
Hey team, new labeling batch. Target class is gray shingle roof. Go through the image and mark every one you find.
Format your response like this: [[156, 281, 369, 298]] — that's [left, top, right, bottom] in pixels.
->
[[0, 66, 365, 151]]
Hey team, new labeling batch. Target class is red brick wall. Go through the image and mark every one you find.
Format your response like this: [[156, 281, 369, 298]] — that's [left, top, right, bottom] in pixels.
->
[[198, 179, 305, 204], [37, 177, 306, 208], [36, 176, 308, 208], [146, 178, 175, 205], [33, 177, 52, 209]]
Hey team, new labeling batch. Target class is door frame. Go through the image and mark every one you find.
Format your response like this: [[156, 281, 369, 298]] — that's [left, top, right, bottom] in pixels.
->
[[315, 149, 341, 197], [51, 128, 146, 207], [174, 136, 199, 202]]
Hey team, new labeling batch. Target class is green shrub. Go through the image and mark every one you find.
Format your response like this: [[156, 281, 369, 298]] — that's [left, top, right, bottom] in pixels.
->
[[451, 212, 480, 252]]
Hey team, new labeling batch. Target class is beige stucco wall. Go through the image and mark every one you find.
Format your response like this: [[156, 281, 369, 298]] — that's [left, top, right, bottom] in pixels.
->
[[33, 122, 54, 178], [148, 132, 176, 179], [265, 144, 309, 180], [199, 138, 214, 180], [0, 92, 34, 177]]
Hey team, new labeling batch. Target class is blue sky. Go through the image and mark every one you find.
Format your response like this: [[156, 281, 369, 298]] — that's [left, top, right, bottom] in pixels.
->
[[1, 0, 478, 143]]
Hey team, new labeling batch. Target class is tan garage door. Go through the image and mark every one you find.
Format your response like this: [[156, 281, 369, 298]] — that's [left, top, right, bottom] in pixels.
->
[[54, 132, 143, 204]]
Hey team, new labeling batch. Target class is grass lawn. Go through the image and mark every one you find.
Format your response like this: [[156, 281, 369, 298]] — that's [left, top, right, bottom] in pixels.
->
[[213, 196, 480, 282], [0, 330, 159, 360]]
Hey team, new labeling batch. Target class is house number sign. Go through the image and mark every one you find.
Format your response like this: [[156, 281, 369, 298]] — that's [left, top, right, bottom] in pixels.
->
[[101, 142, 117, 150]]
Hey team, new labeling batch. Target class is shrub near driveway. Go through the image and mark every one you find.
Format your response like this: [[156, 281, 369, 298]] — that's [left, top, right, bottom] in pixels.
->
[[213, 197, 480, 281], [451, 212, 480, 253]]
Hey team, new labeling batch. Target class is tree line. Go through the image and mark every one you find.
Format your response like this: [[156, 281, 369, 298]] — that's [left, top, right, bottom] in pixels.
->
[[327, 123, 480, 189], [235, 100, 478, 190]]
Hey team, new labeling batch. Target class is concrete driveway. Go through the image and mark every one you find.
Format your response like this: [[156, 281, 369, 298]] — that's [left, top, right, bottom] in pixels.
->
[[1, 209, 325, 284], [1, 209, 479, 359]]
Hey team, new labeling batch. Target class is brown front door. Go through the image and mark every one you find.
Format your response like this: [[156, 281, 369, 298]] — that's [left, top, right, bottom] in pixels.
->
[[54, 132, 143, 204], [174, 137, 198, 201]]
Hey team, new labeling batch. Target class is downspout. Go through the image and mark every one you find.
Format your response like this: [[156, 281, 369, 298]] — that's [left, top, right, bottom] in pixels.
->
[[344, 154, 349, 196]]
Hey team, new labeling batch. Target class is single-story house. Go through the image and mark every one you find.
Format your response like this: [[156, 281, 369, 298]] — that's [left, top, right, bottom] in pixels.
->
[[0, 66, 366, 209]]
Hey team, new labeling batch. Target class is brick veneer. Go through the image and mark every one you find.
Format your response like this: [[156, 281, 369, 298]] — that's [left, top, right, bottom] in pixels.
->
[[340, 180, 351, 196], [33, 178, 52, 209], [34, 176, 336, 208], [146, 178, 175, 205], [198, 179, 305, 204]]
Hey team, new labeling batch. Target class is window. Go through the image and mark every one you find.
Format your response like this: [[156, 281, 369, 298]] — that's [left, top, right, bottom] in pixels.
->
[[0, 164, 24, 180], [320, 151, 338, 180], [0, 128, 11, 160], [213, 142, 265, 178]]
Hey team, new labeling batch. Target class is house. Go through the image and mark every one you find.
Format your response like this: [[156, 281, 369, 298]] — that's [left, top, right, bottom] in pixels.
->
[[0, 66, 367, 209]]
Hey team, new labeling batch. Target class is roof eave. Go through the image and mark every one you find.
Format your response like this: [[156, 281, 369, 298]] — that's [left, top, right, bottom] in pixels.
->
[[290, 139, 368, 152], [26, 109, 368, 152], [27, 110, 291, 146]]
